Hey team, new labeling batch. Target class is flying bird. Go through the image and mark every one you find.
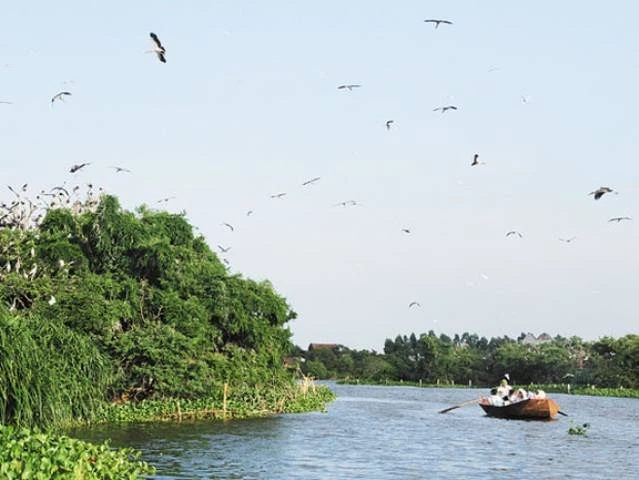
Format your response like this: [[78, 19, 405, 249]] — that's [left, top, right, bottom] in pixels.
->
[[69, 163, 90, 173], [559, 237, 577, 243], [409, 301, 421, 308], [506, 231, 523, 238], [337, 84, 361, 91], [471, 153, 483, 166], [270, 192, 287, 199], [302, 177, 321, 186], [608, 216, 632, 223], [110, 166, 131, 173], [217, 245, 231, 253], [222, 222, 234, 231], [51, 91, 71, 104], [148, 32, 166, 63], [157, 196, 176, 203], [589, 186, 614, 200], [424, 19, 453, 28], [246, 210, 253, 216], [385, 120, 394, 130], [401, 228, 411, 234], [433, 105, 457, 113]]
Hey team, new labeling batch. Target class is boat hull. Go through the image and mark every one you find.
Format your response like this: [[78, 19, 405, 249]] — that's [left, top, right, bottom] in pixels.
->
[[479, 398, 560, 420]]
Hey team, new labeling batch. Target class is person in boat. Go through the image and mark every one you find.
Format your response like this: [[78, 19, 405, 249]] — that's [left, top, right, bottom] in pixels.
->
[[487, 387, 505, 406], [495, 374, 512, 401]]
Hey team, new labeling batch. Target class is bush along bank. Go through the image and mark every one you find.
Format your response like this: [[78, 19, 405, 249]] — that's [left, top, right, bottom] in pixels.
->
[[0, 425, 155, 479]]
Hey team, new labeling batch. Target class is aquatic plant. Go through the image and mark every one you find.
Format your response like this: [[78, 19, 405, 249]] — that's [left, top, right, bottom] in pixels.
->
[[0, 424, 155, 479], [568, 422, 590, 436]]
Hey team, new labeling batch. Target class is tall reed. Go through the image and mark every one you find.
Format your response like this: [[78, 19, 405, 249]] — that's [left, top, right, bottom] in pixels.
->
[[0, 309, 113, 429]]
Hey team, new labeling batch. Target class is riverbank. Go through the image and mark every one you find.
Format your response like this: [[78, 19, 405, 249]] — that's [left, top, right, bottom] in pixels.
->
[[337, 379, 639, 399]]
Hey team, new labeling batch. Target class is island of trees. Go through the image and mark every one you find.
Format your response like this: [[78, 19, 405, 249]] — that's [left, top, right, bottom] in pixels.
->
[[0, 194, 333, 477], [298, 331, 639, 391]]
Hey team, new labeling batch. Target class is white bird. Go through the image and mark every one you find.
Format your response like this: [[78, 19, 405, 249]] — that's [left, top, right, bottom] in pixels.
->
[[147, 32, 166, 63], [48, 295, 56, 306]]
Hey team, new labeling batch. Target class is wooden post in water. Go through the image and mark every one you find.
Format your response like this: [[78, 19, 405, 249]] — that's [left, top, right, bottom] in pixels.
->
[[419, 379, 422, 388], [223, 382, 228, 420], [177, 399, 182, 422]]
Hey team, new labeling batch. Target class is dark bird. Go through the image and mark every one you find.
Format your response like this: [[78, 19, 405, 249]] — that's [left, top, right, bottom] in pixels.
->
[[270, 192, 287, 199], [51, 92, 71, 104], [337, 84, 361, 91], [51, 91, 71, 104], [246, 210, 253, 216], [21, 184, 27, 192], [559, 236, 577, 243], [302, 177, 321, 186], [506, 231, 523, 238], [401, 228, 411, 234], [69, 163, 90, 173], [110, 166, 131, 173], [424, 19, 453, 28], [222, 222, 234, 231], [471, 153, 481, 166], [385, 120, 394, 130], [217, 245, 231, 253], [589, 186, 614, 200], [409, 301, 421, 308], [608, 216, 632, 223], [433, 105, 458, 113], [148, 32, 166, 63]]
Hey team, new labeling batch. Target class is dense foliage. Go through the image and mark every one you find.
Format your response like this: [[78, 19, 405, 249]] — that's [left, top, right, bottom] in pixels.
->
[[300, 331, 639, 389], [0, 424, 154, 479], [0, 195, 305, 428]]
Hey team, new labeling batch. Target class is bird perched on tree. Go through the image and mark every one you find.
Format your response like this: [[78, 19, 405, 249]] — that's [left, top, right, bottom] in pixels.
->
[[424, 19, 453, 28], [589, 186, 614, 200], [148, 32, 166, 63]]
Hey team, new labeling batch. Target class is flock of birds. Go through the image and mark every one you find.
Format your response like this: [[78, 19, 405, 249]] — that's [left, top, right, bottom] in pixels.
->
[[1, 21, 635, 322]]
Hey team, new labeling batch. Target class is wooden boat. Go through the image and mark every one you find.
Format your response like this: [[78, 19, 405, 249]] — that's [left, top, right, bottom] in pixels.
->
[[479, 397, 560, 420]]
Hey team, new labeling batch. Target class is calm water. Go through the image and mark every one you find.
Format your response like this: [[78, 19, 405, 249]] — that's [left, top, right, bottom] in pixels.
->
[[71, 383, 639, 479]]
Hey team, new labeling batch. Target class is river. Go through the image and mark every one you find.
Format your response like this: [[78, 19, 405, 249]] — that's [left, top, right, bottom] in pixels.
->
[[70, 383, 639, 479]]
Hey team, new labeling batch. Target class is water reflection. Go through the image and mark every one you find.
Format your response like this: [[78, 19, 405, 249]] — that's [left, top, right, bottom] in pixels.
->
[[70, 383, 639, 479]]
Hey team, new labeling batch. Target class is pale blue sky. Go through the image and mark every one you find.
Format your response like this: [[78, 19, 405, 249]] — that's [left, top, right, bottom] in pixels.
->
[[2, 1, 638, 350]]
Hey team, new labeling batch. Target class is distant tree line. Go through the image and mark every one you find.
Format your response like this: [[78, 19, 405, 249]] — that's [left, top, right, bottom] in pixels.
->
[[296, 331, 639, 388]]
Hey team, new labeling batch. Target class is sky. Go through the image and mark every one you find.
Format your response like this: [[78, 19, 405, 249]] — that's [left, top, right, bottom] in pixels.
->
[[2, 1, 638, 351]]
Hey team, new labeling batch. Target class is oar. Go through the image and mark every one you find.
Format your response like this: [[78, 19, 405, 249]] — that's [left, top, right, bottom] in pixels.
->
[[558, 410, 569, 417], [438, 398, 481, 414]]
